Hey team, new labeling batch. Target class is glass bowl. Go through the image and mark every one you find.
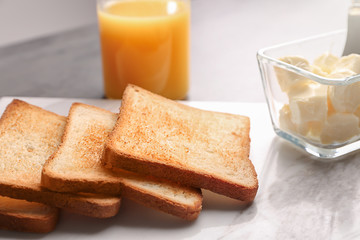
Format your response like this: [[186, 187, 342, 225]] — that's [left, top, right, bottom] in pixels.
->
[[257, 30, 360, 160]]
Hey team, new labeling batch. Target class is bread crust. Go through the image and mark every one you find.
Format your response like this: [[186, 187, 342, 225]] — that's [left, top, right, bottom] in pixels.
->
[[0, 196, 59, 233], [42, 165, 201, 220], [41, 168, 122, 195], [104, 144, 257, 202], [0, 176, 121, 219], [0, 210, 58, 233], [120, 177, 202, 220]]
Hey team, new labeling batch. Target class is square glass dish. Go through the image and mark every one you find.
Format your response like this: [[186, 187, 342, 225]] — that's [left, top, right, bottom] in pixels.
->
[[257, 30, 360, 160]]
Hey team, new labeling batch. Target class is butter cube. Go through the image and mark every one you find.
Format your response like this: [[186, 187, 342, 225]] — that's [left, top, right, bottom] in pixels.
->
[[320, 113, 360, 144], [354, 106, 360, 124], [279, 104, 323, 141], [327, 69, 356, 79], [289, 83, 328, 125], [275, 56, 311, 92], [329, 81, 360, 113], [279, 104, 296, 132], [279, 104, 308, 136], [305, 121, 323, 141], [287, 80, 317, 97], [311, 65, 328, 77], [335, 54, 360, 74], [313, 53, 339, 74]]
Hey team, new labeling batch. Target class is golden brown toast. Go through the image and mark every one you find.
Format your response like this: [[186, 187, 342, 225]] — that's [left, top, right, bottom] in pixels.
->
[[103, 85, 258, 202], [0, 100, 120, 218], [42, 103, 202, 220]]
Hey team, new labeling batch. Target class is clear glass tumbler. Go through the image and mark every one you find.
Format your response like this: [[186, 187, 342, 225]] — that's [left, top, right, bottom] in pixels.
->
[[97, 0, 190, 99]]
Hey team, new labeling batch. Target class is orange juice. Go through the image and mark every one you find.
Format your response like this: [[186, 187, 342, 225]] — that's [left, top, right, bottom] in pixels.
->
[[97, 0, 190, 99]]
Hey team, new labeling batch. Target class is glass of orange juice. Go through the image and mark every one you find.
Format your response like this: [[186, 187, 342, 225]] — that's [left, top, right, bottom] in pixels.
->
[[97, 0, 190, 99]]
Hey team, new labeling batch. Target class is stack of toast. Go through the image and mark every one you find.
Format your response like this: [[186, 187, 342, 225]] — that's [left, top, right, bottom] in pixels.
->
[[0, 84, 258, 233]]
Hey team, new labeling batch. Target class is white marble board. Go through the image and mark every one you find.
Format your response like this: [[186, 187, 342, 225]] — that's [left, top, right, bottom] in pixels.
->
[[0, 97, 359, 240]]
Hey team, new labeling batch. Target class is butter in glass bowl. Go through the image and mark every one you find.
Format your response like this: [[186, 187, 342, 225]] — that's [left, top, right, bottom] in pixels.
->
[[257, 30, 360, 160]]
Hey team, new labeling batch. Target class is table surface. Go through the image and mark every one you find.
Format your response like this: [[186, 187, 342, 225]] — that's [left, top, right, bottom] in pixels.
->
[[0, 0, 350, 102]]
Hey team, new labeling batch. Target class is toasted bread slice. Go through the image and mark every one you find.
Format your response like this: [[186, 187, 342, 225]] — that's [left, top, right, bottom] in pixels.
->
[[103, 85, 258, 202], [0, 100, 120, 218], [0, 196, 59, 233], [42, 103, 202, 220]]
